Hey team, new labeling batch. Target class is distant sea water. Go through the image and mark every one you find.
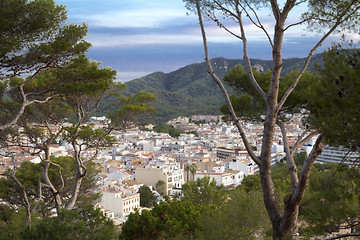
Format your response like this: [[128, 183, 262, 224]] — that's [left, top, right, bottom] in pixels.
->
[[116, 72, 151, 83]]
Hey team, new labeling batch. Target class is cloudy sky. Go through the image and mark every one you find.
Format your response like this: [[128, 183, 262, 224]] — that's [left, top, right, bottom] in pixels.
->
[[57, 0, 355, 82]]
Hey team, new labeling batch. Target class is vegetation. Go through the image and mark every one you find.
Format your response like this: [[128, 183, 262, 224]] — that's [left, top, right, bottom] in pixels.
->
[[181, 177, 227, 206], [0, 0, 154, 238], [186, 0, 360, 238], [120, 161, 359, 239], [0, 157, 101, 213], [100, 56, 323, 122], [120, 198, 204, 240], [22, 205, 116, 240], [138, 186, 157, 208], [153, 123, 182, 138], [309, 45, 360, 150], [155, 180, 167, 196], [0, 0, 90, 130]]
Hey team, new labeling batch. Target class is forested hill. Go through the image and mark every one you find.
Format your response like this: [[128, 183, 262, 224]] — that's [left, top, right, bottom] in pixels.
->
[[102, 55, 322, 122]]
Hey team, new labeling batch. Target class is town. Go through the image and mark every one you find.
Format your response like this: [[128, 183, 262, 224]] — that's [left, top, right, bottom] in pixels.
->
[[2, 113, 352, 227]]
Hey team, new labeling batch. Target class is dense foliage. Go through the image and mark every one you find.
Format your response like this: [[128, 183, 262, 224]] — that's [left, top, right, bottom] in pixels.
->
[[0, 1, 154, 239], [0, 157, 101, 215], [308, 46, 360, 150], [22, 205, 115, 240], [120, 160, 359, 239], [120, 198, 204, 240], [0, 0, 90, 129], [155, 180, 167, 196], [153, 123, 183, 138], [138, 186, 157, 208]]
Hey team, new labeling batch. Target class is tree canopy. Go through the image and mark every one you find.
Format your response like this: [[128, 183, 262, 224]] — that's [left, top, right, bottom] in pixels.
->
[[0, 0, 91, 130], [138, 186, 157, 208], [308, 45, 360, 150], [0, 1, 155, 237]]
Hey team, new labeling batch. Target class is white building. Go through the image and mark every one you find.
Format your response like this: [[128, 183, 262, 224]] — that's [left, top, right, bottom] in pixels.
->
[[225, 157, 257, 176], [135, 163, 184, 195], [228, 170, 245, 187], [316, 146, 360, 165], [195, 172, 233, 188], [101, 190, 140, 217], [137, 140, 155, 152]]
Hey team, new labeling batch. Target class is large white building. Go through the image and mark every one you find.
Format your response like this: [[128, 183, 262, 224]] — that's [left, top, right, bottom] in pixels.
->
[[225, 157, 258, 176], [194, 172, 233, 187], [135, 163, 184, 194], [316, 146, 360, 165], [101, 190, 140, 217]]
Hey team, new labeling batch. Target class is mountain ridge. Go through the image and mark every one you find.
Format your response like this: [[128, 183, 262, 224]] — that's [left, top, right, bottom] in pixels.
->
[[101, 55, 322, 122]]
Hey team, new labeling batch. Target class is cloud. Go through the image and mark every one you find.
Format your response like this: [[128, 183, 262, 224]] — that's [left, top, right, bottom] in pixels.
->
[[59, 0, 360, 83], [87, 8, 189, 28]]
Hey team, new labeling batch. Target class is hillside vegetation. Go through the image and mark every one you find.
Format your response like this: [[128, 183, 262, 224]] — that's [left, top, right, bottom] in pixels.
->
[[100, 55, 322, 122]]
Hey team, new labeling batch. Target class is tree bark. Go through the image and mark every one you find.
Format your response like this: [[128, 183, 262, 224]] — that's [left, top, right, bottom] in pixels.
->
[[66, 144, 86, 209], [42, 146, 63, 213], [193, 0, 332, 238], [2, 157, 33, 228]]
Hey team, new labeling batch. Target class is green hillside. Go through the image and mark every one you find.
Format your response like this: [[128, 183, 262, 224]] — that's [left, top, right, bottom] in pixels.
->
[[100, 56, 322, 122]]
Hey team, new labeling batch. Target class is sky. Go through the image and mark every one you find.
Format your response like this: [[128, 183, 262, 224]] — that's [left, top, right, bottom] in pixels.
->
[[56, 0, 358, 82]]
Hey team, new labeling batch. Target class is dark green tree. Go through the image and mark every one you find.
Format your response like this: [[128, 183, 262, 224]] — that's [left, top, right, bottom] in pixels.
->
[[301, 45, 360, 237], [0, 205, 29, 240], [107, 90, 156, 131], [2, 56, 117, 212], [0, 0, 90, 130], [184, 164, 197, 181], [154, 123, 182, 138], [21, 205, 115, 240], [155, 180, 167, 196], [0, 160, 41, 228], [138, 186, 157, 208], [199, 189, 271, 239], [1, 51, 155, 216], [308, 46, 360, 150], [0, 156, 101, 226], [299, 163, 359, 235], [181, 176, 227, 206], [120, 199, 203, 240], [240, 173, 262, 193]]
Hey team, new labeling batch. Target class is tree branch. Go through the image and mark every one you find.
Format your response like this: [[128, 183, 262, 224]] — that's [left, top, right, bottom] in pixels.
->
[[293, 134, 325, 204], [270, 0, 281, 22], [41, 147, 62, 212], [241, 0, 274, 48], [279, 3, 360, 110], [277, 120, 298, 192], [195, 0, 261, 166], [284, 18, 308, 31], [291, 130, 319, 155], [1, 156, 32, 226], [31, 176, 43, 214], [49, 160, 65, 193], [324, 233, 360, 240], [84, 148, 99, 165], [236, 6, 267, 102]]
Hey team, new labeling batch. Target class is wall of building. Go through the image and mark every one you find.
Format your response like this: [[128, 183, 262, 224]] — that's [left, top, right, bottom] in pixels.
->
[[136, 167, 170, 193]]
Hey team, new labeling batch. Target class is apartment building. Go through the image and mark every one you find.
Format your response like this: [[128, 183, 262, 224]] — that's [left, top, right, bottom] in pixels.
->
[[101, 189, 140, 217]]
